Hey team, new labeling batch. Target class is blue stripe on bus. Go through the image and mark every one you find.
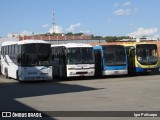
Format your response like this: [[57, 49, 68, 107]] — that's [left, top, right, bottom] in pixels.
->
[[103, 66, 127, 71], [136, 67, 157, 73], [135, 67, 143, 72]]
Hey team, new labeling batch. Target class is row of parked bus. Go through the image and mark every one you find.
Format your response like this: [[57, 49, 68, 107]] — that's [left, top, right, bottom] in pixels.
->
[[0, 39, 160, 81]]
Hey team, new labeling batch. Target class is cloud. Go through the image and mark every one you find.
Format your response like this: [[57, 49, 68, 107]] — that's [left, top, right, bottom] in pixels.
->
[[134, 8, 139, 13], [49, 25, 63, 34], [80, 30, 91, 34], [42, 24, 49, 28], [107, 19, 112, 23], [20, 30, 33, 36], [114, 2, 119, 7], [123, 2, 131, 6], [153, 34, 160, 39], [128, 27, 158, 37], [113, 1, 138, 16], [113, 9, 131, 16], [128, 23, 134, 27], [7, 30, 33, 38], [7, 33, 19, 38], [66, 23, 81, 33]]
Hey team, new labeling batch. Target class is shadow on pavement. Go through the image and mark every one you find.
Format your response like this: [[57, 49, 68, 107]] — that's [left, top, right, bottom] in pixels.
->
[[0, 81, 100, 119]]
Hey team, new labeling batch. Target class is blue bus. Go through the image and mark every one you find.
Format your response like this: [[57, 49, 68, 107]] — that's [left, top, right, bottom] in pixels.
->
[[93, 45, 128, 76]]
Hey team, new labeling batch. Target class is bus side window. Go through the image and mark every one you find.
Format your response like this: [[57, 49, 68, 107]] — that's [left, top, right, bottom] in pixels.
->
[[51, 49, 53, 60], [17, 45, 21, 65], [12, 45, 13, 54], [3, 47, 4, 55], [5, 46, 7, 55], [52, 55, 54, 60], [58, 47, 62, 64], [1, 46, 3, 55], [15, 45, 18, 54], [62, 52, 66, 64], [7, 46, 8, 55], [17, 54, 21, 65], [3, 46, 5, 55], [52, 48, 56, 60], [8, 46, 10, 55]]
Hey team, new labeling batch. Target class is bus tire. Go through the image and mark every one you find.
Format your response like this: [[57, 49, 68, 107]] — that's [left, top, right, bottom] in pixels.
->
[[16, 71, 19, 80], [5, 68, 9, 78]]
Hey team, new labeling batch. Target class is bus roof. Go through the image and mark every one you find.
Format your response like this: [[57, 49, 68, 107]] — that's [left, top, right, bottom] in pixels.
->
[[1, 41, 18, 46], [121, 42, 157, 47], [18, 39, 50, 45], [90, 41, 159, 46], [1, 39, 50, 46], [51, 43, 92, 48]]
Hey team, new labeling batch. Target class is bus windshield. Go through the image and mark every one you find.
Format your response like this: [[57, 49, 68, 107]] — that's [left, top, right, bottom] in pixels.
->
[[103, 46, 126, 66], [136, 44, 158, 65], [21, 43, 51, 66], [67, 47, 94, 64]]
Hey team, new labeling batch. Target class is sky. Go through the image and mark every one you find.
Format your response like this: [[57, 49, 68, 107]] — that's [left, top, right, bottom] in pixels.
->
[[0, 0, 160, 39]]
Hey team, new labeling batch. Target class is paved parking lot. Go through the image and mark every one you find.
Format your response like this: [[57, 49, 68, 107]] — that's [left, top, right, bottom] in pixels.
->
[[0, 73, 160, 120]]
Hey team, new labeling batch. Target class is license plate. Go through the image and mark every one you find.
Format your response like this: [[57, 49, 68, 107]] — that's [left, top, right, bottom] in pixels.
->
[[79, 74, 84, 76], [114, 71, 119, 74], [147, 70, 151, 72]]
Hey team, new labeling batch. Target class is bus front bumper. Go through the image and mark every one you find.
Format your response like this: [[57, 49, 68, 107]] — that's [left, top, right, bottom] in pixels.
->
[[103, 70, 128, 76], [136, 67, 158, 73]]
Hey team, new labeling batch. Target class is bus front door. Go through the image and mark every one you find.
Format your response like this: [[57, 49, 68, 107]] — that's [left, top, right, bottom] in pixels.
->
[[128, 48, 136, 74], [94, 50, 102, 77]]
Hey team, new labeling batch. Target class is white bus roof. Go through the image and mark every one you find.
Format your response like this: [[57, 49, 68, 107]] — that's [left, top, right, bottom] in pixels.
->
[[0, 38, 19, 49], [18, 39, 50, 45], [51, 43, 92, 48], [1, 41, 18, 46], [1, 39, 50, 46]]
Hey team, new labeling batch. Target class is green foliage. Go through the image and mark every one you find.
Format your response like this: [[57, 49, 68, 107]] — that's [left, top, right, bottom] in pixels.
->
[[39, 32, 85, 36], [65, 32, 84, 36], [90, 35, 131, 41], [105, 36, 132, 42], [34, 32, 131, 41], [91, 35, 102, 40]]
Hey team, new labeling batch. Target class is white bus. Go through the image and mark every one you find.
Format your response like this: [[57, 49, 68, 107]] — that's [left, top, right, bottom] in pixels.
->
[[51, 43, 95, 78], [1, 40, 52, 81]]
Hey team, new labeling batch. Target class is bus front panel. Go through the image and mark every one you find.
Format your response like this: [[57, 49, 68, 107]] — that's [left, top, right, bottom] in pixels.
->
[[135, 44, 159, 73]]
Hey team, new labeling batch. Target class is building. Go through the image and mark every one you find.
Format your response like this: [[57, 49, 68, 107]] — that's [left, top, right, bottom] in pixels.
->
[[19, 35, 105, 44]]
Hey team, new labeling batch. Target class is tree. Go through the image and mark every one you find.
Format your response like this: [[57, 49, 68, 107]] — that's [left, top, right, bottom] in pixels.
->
[[66, 32, 73, 36], [105, 36, 132, 42]]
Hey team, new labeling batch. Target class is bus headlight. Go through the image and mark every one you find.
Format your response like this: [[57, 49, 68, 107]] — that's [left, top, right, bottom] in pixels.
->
[[69, 72, 75, 75], [89, 67, 95, 69], [68, 68, 75, 70]]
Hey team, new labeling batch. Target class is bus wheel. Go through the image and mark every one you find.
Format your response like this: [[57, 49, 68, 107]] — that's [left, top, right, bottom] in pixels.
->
[[5, 68, 9, 78], [16, 71, 19, 80]]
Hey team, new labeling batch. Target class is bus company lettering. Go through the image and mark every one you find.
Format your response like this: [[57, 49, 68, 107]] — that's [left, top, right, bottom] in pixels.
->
[[28, 113, 42, 117], [11, 112, 42, 118], [12, 112, 27, 117], [134, 112, 158, 117]]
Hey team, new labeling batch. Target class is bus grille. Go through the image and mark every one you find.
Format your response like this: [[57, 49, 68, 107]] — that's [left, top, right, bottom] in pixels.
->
[[76, 72, 88, 74]]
